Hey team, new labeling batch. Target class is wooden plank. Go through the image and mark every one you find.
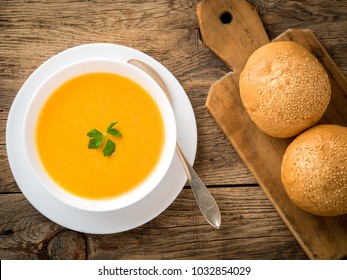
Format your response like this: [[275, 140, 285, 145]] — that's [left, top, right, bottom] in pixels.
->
[[0, 144, 19, 193], [0, 187, 307, 260], [199, 0, 347, 259], [0, 0, 197, 31]]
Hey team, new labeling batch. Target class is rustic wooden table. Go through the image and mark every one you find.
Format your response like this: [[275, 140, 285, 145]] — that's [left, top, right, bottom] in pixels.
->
[[0, 0, 346, 260]]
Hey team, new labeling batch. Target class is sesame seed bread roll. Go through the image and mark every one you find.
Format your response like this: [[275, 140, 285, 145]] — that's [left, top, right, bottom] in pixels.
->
[[239, 41, 331, 138], [281, 124, 347, 216]]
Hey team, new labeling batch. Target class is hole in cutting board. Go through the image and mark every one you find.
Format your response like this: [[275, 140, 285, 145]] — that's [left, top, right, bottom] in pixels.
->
[[220, 11, 233, 24]]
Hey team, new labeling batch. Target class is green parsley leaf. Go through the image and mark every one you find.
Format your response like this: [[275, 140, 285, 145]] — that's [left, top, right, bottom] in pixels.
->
[[103, 139, 116, 156], [87, 128, 104, 149], [106, 122, 122, 137], [88, 136, 104, 149], [87, 128, 103, 138]]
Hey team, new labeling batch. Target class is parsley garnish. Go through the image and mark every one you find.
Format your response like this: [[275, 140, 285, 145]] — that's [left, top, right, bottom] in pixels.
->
[[103, 139, 116, 157], [87, 122, 121, 156], [87, 129, 103, 149], [106, 122, 122, 137]]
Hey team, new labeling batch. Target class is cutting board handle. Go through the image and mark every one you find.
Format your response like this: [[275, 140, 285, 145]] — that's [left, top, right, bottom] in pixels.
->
[[196, 0, 269, 74]]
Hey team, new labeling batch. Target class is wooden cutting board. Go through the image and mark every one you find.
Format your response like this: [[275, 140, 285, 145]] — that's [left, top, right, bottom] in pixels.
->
[[197, 0, 347, 259]]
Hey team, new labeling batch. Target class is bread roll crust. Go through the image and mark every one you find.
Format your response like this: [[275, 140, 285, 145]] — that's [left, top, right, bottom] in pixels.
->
[[239, 41, 331, 138], [281, 124, 347, 216]]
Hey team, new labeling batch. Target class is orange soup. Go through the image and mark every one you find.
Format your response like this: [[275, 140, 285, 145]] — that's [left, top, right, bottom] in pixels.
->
[[36, 72, 164, 199]]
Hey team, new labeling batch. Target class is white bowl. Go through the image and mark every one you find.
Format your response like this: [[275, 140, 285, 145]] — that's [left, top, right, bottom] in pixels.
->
[[23, 59, 177, 212]]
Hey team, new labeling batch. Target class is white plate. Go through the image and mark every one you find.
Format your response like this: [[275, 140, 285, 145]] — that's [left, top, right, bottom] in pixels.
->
[[6, 44, 197, 234]]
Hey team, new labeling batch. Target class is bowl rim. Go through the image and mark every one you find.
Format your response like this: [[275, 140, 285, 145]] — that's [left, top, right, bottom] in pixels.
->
[[22, 58, 177, 212]]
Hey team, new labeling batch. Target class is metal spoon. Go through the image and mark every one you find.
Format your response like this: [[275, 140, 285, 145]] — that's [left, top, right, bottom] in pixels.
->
[[128, 59, 221, 229]]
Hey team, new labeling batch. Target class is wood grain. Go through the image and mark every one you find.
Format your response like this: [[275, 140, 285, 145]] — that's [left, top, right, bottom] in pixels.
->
[[0, 0, 346, 259], [0, 187, 307, 260], [199, 0, 347, 259]]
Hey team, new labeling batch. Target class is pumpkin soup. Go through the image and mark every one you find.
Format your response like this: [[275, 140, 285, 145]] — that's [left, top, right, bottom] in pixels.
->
[[36, 72, 164, 199]]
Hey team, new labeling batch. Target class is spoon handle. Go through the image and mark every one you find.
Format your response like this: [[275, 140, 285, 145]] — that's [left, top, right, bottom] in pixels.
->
[[175, 145, 221, 229], [127, 58, 221, 229]]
